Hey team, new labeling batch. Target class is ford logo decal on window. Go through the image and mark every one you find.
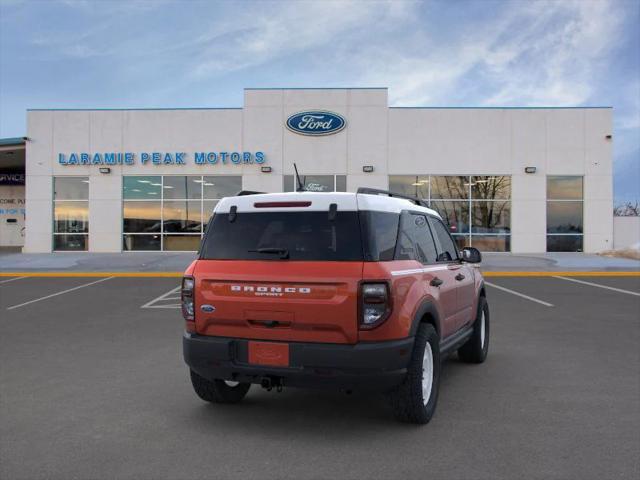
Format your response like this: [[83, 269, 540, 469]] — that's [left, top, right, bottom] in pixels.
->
[[286, 111, 346, 136]]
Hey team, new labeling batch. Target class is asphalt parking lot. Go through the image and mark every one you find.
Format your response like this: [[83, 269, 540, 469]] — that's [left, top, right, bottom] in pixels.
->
[[1, 274, 639, 480]]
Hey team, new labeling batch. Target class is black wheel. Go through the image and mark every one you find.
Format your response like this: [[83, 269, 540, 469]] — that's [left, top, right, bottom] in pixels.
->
[[458, 296, 489, 363], [388, 323, 440, 424], [189, 370, 251, 404]]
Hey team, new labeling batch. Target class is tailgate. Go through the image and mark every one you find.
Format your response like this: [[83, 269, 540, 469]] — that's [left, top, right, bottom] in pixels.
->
[[194, 260, 363, 344]]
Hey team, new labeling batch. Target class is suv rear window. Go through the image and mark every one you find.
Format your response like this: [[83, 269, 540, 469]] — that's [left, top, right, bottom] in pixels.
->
[[429, 216, 459, 261], [395, 212, 438, 264], [200, 211, 363, 261], [359, 211, 399, 261]]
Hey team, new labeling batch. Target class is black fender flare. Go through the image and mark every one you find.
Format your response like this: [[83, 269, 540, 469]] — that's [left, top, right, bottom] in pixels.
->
[[409, 300, 442, 338], [469, 280, 487, 326], [479, 279, 486, 298]]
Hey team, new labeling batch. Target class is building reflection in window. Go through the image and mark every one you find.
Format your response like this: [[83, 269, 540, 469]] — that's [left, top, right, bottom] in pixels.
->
[[122, 175, 241, 251], [389, 175, 511, 251], [53, 177, 89, 251], [283, 175, 347, 192], [546, 176, 583, 252]]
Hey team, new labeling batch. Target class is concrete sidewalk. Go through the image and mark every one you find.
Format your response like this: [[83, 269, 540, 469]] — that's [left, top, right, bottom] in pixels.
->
[[0, 252, 197, 273], [0, 251, 638, 273], [480, 252, 639, 272]]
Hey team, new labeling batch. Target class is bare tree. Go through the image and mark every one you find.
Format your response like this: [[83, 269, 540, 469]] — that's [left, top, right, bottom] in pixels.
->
[[472, 176, 510, 232], [613, 201, 639, 217]]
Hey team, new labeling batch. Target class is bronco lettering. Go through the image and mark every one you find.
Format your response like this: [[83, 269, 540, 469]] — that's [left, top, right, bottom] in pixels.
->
[[230, 285, 311, 294]]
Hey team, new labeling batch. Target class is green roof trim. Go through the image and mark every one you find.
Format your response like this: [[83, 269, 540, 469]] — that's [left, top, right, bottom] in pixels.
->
[[390, 106, 613, 109], [26, 105, 613, 113], [27, 107, 242, 112], [244, 87, 389, 90], [0, 137, 26, 146]]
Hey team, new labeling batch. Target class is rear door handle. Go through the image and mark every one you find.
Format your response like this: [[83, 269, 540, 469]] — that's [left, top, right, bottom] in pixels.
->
[[430, 277, 443, 287], [455, 273, 465, 281]]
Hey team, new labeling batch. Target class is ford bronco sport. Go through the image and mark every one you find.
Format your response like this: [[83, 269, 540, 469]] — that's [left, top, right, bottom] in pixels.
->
[[182, 188, 489, 424]]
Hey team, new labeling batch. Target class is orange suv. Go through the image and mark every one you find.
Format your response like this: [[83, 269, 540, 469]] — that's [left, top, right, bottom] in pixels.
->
[[182, 188, 489, 424]]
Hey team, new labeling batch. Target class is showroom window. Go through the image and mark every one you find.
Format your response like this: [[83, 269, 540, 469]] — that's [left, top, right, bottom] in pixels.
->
[[388, 175, 511, 251], [546, 176, 583, 252], [122, 175, 241, 251], [283, 174, 347, 192], [53, 177, 89, 251]]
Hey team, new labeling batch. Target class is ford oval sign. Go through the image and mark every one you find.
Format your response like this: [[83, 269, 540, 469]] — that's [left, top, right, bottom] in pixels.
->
[[286, 111, 346, 136]]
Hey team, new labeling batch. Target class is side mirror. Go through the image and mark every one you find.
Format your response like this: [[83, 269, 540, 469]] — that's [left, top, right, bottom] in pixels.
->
[[461, 247, 482, 263]]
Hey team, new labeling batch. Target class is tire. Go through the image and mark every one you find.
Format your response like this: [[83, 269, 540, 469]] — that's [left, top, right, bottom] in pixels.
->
[[388, 323, 440, 424], [189, 370, 251, 404], [458, 296, 489, 364]]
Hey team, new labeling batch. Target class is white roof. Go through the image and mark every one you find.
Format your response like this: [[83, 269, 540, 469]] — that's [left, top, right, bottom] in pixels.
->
[[215, 191, 441, 218]]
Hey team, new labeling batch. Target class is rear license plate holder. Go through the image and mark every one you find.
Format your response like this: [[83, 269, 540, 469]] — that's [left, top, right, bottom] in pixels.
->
[[248, 341, 290, 367]]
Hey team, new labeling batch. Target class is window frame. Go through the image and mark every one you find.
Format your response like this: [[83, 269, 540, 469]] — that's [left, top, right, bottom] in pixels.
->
[[121, 175, 241, 252], [282, 174, 347, 193], [428, 215, 461, 263], [52, 176, 89, 252], [387, 174, 512, 252], [545, 175, 584, 252], [393, 210, 439, 265]]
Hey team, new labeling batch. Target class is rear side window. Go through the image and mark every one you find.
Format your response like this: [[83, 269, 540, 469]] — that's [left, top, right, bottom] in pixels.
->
[[359, 211, 399, 261], [394, 212, 438, 264], [200, 211, 363, 261], [429, 217, 459, 262]]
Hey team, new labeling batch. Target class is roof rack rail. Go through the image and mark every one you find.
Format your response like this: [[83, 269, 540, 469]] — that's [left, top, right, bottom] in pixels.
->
[[356, 187, 429, 208], [236, 190, 266, 196]]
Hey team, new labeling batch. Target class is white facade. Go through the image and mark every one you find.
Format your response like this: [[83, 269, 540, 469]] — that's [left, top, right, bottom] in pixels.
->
[[613, 216, 640, 250], [24, 88, 613, 253]]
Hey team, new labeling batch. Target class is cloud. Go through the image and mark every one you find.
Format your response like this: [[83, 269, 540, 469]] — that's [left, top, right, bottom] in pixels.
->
[[25, 0, 171, 59], [482, 0, 624, 106], [616, 79, 640, 130], [22, 0, 414, 72], [20, 0, 629, 109], [352, 0, 625, 107], [189, 0, 415, 79], [2, 0, 638, 204]]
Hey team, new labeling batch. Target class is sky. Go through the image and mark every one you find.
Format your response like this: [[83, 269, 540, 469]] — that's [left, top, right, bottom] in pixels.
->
[[0, 0, 638, 204]]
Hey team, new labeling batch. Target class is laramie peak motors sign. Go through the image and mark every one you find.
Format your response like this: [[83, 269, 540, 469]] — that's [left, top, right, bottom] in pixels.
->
[[286, 111, 346, 136], [57, 151, 265, 166]]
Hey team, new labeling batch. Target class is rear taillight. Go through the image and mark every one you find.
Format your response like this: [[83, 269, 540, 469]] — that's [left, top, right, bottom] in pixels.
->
[[359, 282, 391, 329], [181, 276, 195, 321]]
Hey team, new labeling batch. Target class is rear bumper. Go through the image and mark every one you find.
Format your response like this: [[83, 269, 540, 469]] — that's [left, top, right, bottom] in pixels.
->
[[183, 332, 414, 391]]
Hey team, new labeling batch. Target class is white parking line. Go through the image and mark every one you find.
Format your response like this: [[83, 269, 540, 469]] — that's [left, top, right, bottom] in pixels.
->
[[485, 281, 554, 307], [6, 277, 114, 310], [141, 286, 182, 309], [0, 276, 26, 285], [554, 276, 640, 297]]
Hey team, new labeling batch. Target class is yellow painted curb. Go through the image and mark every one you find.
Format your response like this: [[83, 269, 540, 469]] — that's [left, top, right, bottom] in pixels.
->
[[0, 272, 183, 278], [0, 271, 637, 278]]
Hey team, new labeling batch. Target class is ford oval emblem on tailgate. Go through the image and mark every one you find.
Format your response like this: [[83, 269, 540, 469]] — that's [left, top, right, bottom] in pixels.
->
[[286, 111, 346, 136], [201, 305, 215, 313]]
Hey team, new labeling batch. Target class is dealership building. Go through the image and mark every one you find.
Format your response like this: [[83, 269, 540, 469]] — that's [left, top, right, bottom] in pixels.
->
[[0, 88, 614, 253]]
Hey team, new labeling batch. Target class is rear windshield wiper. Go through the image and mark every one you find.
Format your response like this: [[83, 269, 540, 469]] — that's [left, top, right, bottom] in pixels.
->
[[248, 247, 290, 259]]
